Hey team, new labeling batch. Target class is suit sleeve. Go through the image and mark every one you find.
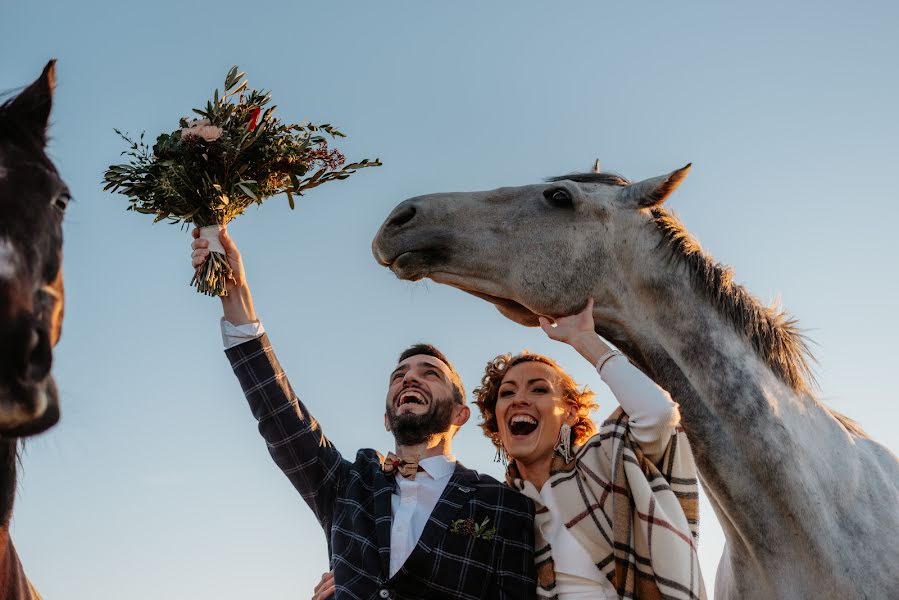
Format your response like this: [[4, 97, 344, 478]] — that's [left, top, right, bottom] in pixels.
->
[[495, 493, 537, 599], [225, 333, 348, 534]]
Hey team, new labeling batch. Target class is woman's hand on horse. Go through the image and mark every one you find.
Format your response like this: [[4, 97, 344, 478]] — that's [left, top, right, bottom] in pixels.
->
[[539, 298, 596, 344], [539, 298, 611, 364], [311, 571, 335, 600]]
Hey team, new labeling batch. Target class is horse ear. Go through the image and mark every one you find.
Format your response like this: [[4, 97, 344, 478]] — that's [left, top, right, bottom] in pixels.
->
[[593, 159, 601, 174], [620, 163, 691, 209], [6, 60, 56, 145]]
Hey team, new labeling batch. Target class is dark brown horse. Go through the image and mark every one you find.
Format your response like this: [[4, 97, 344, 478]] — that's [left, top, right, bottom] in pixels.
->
[[0, 60, 68, 599]]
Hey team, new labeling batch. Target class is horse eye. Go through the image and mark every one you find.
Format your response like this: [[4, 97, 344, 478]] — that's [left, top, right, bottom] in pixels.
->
[[543, 188, 573, 207], [53, 193, 70, 211]]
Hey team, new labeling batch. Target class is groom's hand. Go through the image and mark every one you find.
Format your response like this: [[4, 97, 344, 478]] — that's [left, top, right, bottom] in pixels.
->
[[191, 227, 257, 324], [311, 571, 335, 600], [191, 227, 247, 290]]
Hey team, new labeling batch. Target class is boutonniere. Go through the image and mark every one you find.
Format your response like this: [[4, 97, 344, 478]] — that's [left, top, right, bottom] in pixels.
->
[[449, 516, 496, 540]]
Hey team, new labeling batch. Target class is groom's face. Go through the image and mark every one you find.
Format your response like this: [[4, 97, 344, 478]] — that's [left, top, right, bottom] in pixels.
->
[[385, 354, 459, 445]]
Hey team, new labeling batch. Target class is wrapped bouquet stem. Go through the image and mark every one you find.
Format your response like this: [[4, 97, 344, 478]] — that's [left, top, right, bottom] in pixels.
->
[[104, 66, 380, 296], [191, 225, 231, 296]]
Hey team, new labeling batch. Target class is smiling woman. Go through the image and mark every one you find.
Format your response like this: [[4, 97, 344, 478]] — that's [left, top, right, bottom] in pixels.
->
[[476, 354, 597, 476], [472, 300, 706, 600]]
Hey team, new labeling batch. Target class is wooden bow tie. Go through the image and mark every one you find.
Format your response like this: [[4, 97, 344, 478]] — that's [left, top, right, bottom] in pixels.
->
[[383, 453, 425, 480]]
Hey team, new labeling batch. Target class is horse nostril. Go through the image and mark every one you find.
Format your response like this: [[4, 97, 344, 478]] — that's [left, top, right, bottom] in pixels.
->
[[23, 327, 52, 383], [387, 204, 416, 229]]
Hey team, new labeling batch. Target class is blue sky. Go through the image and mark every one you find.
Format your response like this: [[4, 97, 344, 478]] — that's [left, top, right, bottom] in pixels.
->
[[3, 1, 897, 597]]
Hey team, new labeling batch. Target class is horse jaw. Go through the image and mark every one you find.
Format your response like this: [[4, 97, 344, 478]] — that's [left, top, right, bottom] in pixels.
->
[[473, 291, 541, 327], [428, 272, 542, 326]]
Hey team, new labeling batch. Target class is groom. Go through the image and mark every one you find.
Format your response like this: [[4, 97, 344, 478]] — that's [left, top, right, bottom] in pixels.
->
[[191, 228, 536, 599]]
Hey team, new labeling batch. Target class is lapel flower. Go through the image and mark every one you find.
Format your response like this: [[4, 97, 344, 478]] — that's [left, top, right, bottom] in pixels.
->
[[450, 516, 496, 540]]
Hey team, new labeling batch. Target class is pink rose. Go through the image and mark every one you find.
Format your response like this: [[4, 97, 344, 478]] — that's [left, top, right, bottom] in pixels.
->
[[181, 119, 223, 142]]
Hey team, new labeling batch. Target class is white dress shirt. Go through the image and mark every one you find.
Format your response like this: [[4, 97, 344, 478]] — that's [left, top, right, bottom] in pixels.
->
[[220, 319, 458, 578], [389, 454, 457, 577], [221, 318, 266, 349]]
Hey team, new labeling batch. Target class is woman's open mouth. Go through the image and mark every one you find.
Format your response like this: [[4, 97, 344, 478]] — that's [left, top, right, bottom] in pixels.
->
[[508, 414, 539, 437]]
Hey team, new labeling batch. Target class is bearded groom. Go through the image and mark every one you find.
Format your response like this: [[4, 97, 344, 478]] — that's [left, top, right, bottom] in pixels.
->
[[192, 228, 536, 600]]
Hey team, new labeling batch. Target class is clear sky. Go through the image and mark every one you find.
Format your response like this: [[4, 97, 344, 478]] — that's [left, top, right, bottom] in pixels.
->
[[2, 1, 897, 598]]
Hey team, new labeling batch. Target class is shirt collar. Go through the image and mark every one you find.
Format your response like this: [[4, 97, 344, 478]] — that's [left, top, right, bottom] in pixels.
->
[[418, 454, 456, 479]]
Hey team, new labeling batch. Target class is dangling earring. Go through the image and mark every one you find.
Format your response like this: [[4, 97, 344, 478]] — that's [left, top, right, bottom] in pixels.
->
[[554, 423, 573, 462], [492, 434, 508, 465]]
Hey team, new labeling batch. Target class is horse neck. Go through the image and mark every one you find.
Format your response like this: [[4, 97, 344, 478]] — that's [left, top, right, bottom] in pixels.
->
[[0, 441, 16, 528], [0, 440, 18, 597]]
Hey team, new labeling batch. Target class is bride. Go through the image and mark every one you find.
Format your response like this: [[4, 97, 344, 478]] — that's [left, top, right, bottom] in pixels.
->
[[473, 298, 706, 599]]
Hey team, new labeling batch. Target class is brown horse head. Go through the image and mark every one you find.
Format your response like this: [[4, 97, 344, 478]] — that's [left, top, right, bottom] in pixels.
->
[[0, 61, 67, 438]]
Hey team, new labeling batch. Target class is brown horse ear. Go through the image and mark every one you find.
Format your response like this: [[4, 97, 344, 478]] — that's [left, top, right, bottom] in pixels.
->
[[620, 163, 691, 209], [6, 60, 56, 145]]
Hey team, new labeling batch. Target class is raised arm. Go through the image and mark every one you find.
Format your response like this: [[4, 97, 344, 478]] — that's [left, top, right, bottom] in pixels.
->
[[539, 299, 679, 462], [193, 228, 347, 532]]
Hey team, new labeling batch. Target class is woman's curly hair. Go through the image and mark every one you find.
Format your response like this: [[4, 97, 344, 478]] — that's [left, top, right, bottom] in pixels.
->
[[473, 352, 599, 451]]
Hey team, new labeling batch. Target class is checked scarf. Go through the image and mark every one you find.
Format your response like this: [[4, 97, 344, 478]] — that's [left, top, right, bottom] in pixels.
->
[[507, 407, 706, 600]]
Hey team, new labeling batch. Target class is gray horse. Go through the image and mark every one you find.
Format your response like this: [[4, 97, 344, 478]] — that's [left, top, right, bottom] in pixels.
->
[[372, 164, 899, 599]]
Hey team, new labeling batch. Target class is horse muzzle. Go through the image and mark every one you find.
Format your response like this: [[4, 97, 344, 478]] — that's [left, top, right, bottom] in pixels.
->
[[0, 305, 61, 437], [0, 377, 59, 437]]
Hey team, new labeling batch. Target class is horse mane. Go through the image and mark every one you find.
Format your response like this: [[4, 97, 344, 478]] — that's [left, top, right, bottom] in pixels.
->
[[546, 172, 631, 187], [650, 207, 818, 393], [648, 208, 870, 437]]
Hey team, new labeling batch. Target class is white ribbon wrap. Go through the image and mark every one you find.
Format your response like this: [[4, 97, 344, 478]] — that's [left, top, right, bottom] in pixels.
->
[[199, 225, 226, 255]]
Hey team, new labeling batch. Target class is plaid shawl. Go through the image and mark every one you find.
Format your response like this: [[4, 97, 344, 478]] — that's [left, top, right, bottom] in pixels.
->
[[507, 407, 706, 600]]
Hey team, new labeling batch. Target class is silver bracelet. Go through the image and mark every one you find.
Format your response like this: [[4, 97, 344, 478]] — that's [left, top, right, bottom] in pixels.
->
[[595, 349, 622, 374]]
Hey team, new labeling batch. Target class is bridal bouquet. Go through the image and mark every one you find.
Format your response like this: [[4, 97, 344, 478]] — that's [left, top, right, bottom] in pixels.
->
[[103, 66, 380, 296]]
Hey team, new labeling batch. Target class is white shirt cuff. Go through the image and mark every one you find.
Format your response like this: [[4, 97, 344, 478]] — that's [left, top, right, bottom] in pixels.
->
[[220, 318, 265, 349]]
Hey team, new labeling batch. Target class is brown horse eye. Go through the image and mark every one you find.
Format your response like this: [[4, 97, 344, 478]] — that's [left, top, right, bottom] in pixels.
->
[[543, 188, 572, 207], [53, 193, 70, 211]]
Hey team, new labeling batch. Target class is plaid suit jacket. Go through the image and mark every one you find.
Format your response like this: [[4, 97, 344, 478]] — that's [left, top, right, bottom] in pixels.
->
[[226, 334, 536, 600]]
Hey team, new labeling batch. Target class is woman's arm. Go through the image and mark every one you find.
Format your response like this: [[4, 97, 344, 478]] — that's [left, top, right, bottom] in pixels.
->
[[539, 299, 679, 462]]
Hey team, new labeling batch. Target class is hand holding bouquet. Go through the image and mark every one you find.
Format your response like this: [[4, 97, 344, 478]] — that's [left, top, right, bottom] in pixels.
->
[[104, 66, 380, 296]]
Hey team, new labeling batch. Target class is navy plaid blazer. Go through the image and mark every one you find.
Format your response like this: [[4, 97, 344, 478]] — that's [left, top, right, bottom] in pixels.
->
[[226, 334, 536, 600]]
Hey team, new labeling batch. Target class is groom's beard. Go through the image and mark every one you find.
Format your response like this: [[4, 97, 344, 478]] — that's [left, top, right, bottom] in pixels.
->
[[387, 395, 455, 446]]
